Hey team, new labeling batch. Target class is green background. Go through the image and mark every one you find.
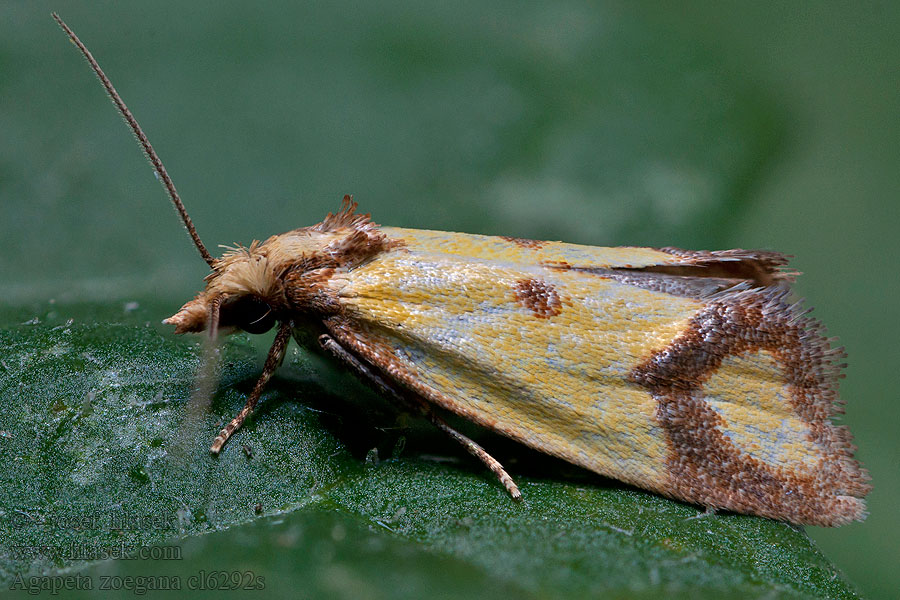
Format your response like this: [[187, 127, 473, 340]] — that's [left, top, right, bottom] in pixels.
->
[[1, 2, 897, 598]]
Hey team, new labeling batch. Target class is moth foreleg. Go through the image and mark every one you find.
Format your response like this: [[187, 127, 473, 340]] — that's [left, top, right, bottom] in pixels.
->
[[210, 321, 292, 454], [317, 333, 522, 500]]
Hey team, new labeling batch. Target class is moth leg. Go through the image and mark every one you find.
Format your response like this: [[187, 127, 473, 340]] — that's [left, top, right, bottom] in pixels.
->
[[318, 334, 408, 405], [318, 334, 522, 500], [428, 413, 522, 500], [210, 321, 292, 454], [686, 506, 718, 521]]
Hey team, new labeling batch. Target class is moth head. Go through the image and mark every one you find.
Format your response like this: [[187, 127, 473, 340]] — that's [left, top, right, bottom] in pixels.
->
[[51, 15, 293, 339], [164, 242, 283, 336], [163, 196, 394, 336]]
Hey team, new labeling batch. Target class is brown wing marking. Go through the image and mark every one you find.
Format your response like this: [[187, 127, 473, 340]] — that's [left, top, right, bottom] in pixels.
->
[[629, 285, 869, 526]]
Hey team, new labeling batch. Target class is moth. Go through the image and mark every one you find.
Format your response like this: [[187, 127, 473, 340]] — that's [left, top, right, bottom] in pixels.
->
[[55, 14, 869, 526]]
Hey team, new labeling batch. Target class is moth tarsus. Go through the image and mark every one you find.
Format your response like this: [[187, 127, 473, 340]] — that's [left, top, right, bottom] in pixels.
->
[[430, 415, 523, 501], [56, 14, 869, 525], [209, 321, 292, 455]]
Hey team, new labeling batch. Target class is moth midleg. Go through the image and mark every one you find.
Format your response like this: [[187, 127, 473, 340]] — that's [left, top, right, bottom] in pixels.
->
[[318, 334, 522, 499], [210, 322, 292, 454], [317, 334, 408, 405]]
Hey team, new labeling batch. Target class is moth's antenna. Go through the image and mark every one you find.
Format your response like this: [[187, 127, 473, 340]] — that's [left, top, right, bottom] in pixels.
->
[[52, 13, 216, 267]]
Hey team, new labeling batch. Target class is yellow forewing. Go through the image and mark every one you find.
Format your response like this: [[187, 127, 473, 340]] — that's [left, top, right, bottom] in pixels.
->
[[330, 233, 711, 491], [318, 226, 867, 525]]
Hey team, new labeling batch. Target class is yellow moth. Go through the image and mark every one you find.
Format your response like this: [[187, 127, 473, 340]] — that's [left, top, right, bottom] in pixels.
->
[[54, 14, 869, 527]]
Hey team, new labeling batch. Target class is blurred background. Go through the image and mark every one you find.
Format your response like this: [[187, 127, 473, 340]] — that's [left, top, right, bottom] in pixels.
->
[[1, 2, 897, 597]]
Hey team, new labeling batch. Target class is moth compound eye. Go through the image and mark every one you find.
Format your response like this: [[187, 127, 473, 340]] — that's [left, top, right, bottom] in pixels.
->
[[238, 298, 276, 334], [221, 296, 276, 334]]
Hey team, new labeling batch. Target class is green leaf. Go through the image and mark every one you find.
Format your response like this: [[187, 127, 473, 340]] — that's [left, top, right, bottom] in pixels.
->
[[0, 305, 861, 599]]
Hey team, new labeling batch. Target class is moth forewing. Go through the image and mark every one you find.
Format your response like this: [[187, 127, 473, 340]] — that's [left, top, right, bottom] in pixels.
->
[[56, 14, 869, 526], [314, 223, 869, 526]]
